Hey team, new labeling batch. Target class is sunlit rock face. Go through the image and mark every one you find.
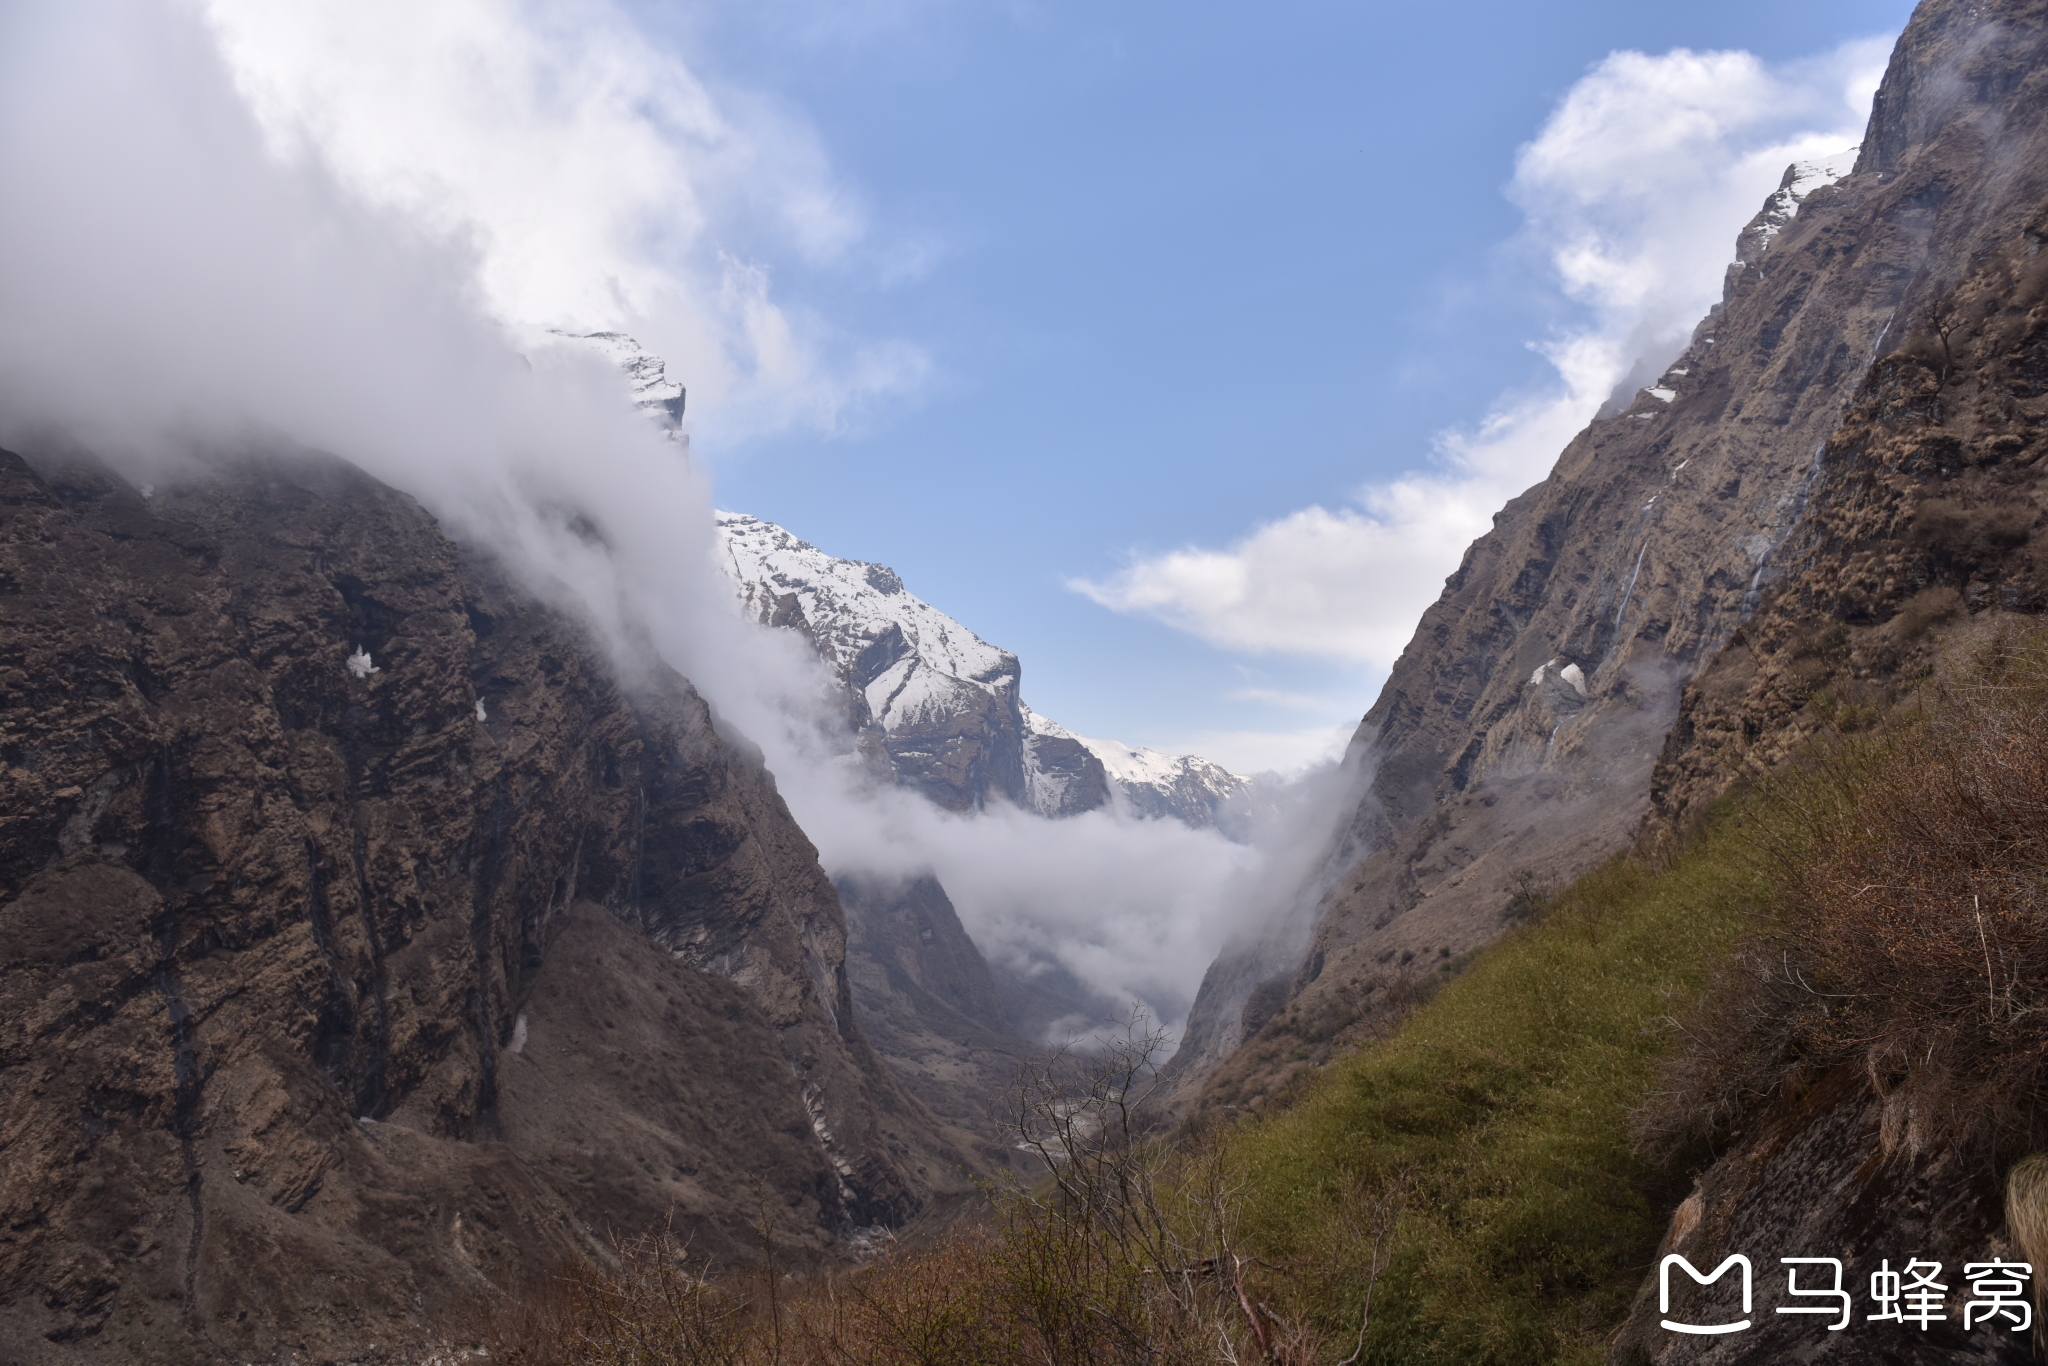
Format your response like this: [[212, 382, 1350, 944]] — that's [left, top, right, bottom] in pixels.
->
[[0, 447, 976, 1363], [1178, 0, 2048, 1132], [715, 511, 1247, 824]]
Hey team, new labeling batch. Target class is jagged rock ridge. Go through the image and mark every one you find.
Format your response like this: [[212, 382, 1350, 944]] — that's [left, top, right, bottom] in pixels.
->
[[715, 511, 1246, 823], [556, 329, 687, 429]]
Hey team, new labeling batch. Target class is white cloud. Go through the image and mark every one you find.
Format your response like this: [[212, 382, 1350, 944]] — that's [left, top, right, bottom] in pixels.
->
[[1072, 38, 1892, 668], [195, 0, 923, 439], [1225, 687, 1342, 712], [752, 727, 1363, 1042], [0, 0, 1341, 1053]]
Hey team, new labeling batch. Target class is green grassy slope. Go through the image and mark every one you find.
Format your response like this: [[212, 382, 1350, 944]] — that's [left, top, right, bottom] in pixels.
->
[[1224, 815, 1780, 1365]]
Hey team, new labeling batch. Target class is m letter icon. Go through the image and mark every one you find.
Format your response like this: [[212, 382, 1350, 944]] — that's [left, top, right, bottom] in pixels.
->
[[1661, 1254, 1754, 1335]]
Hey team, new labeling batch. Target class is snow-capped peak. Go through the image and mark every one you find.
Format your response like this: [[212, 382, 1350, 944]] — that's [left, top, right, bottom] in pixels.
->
[[1740, 145, 1859, 261], [1784, 147, 1859, 199], [717, 512, 1018, 735], [715, 511, 1245, 827], [1053, 717, 1241, 789]]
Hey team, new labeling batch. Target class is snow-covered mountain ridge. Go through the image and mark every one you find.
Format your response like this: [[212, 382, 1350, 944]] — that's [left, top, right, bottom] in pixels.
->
[[1737, 146, 1860, 262], [716, 511, 1246, 826], [553, 329, 687, 429], [556, 329, 1245, 827]]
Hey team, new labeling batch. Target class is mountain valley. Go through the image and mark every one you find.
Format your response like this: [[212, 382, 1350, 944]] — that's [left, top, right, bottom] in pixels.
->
[[9, 0, 2048, 1362]]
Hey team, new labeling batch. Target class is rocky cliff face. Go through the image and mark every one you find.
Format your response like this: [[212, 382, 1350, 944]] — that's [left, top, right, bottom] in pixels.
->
[[557, 330, 687, 430], [1178, 0, 2048, 1123], [1650, 1, 2048, 838], [715, 512, 1246, 823], [1603, 4, 2048, 1361], [1606, 1073, 2031, 1365], [0, 447, 974, 1363], [834, 874, 1030, 1154]]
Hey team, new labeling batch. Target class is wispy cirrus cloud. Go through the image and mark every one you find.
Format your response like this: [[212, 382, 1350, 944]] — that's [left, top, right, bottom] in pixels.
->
[[1071, 38, 1893, 668]]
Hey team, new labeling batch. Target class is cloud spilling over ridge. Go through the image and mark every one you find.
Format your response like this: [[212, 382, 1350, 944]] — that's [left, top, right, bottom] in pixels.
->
[[0, 0, 1325, 1044], [0, 0, 733, 661], [197, 0, 923, 440], [1071, 38, 1893, 669]]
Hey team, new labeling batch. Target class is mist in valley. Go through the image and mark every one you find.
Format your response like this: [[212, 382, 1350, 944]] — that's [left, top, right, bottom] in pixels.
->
[[0, 0, 1909, 1053], [0, 0, 1366, 1051]]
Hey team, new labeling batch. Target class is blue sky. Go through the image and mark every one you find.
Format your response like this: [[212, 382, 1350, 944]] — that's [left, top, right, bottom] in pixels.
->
[[162, 0, 1914, 773], [0, 0, 1923, 1023], [603, 0, 1913, 771]]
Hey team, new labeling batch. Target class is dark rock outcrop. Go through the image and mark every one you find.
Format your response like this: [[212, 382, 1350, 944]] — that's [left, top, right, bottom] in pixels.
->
[[0, 447, 974, 1362], [1016, 722, 1112, 818], [835, 874, 1030, 1148]]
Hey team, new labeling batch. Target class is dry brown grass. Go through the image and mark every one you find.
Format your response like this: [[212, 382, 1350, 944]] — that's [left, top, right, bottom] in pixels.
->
[[467, 1016, 1355, 1366], [469, 1217, 1290, 1366], [467, 1233, 754, 1366], [1644, 624, 2048, 1159]]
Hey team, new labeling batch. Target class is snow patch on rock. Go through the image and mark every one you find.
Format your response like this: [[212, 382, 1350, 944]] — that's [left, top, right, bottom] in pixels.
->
[[551, 329, 686, 431], [1740, 146, 1859, 260]]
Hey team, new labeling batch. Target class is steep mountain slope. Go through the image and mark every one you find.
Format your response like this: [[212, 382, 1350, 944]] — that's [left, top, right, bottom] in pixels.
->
[[1602, 5, 2048, 1360], [716, 512, 1245, 822], [1180, 0, 2048, 1118], [834, 874, 1029, 1149], [0, 447, 979, 1363]]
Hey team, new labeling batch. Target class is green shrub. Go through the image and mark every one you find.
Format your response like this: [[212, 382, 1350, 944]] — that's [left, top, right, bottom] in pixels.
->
[[1218, 821, 1776, 1364]]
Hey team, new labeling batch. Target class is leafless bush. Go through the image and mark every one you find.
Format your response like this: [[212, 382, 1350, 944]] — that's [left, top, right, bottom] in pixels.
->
[[468, 1010, 1408, 1364], [1502, 870, 1554, 925], [473, 1230, 751, 1366], [1642, 626, 2048, 1158], [1000, 1009, 1279, 1363]]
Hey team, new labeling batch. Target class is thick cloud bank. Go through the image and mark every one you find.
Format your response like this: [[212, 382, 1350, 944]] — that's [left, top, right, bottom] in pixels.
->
[[201, 0, 921, 440], [1070, 39, 1893, 670], [0, 0, 1330, 1045]]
